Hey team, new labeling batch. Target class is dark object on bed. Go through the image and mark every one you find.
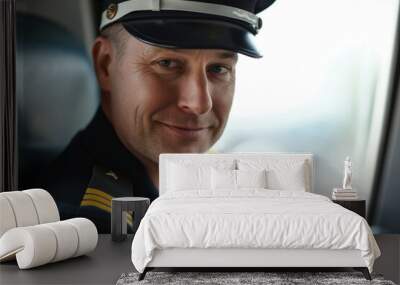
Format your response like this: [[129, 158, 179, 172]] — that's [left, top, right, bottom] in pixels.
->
[[137, 267, 372, 281]]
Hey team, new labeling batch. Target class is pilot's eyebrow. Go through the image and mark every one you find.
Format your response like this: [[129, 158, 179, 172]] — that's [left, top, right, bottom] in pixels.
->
[[149, 47, 238, 62], [174, 49, 238, 61], [216, 51, 238, 62]]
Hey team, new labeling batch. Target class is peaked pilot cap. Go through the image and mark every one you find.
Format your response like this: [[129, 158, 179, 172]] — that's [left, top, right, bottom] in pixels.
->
[[99, 0, 276, 58]]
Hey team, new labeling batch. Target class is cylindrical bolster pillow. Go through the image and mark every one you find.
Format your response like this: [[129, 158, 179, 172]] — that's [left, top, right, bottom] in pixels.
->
[[42, 221, 79, 263], [0, 196, 17, 237], [65, 218, 98, 257], [0, 189, 60, 238], [23, 189, 60, 224], [0, 191, 39, 228], [0, 218, 98, 269], [0, 226, 57, 268]]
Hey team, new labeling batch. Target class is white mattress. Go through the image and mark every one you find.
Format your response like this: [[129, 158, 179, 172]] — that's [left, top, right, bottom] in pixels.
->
[[131, 190, 380, 273]]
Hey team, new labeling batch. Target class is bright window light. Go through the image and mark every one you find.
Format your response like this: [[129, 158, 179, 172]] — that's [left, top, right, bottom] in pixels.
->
[[213, 0, 399, 206]]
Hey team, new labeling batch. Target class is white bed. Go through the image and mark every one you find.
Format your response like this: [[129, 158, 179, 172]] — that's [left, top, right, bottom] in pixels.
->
[[131, 153, 380, 280]]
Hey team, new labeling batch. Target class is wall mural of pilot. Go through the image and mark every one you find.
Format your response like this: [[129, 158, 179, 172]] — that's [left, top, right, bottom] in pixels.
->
[[39, 0, 277, 233]]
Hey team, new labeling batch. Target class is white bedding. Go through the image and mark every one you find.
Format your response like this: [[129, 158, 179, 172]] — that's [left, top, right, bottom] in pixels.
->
[[131, 190, 380, 273]]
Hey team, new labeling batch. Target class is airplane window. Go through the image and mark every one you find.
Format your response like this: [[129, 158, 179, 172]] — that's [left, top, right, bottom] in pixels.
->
[[213, 0, 399, 204]]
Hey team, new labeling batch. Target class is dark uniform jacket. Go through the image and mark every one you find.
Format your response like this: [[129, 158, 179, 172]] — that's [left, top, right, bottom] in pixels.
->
[[40, 107, 159, 233]]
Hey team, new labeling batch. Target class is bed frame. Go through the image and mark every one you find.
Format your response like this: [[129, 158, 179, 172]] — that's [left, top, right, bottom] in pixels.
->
[[139, 153, 371, 280], [141, 248, 370, 280]]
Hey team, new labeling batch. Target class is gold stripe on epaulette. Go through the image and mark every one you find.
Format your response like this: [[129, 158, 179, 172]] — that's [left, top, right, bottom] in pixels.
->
[[80, 196, 133, 226], [83, 193, 111, 206], [85, 188, 113, 201], [127, 214, 133, 226], [81, 199, 111, 213]]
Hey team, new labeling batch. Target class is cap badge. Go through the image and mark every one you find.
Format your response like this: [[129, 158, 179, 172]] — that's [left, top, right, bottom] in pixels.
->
[[106, 3, 118, 20]]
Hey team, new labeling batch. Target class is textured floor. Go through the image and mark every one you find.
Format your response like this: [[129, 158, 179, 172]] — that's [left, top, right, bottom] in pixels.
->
[[117, 271, 396, 285]]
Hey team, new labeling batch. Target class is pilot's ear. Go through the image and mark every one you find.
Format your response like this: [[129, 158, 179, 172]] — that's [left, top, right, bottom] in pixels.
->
[[92, 36, 113, 93]]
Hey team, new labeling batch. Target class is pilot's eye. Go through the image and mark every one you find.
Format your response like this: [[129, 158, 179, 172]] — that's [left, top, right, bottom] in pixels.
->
[[158, 59, 180, 69], [208, 65, 230, 74]]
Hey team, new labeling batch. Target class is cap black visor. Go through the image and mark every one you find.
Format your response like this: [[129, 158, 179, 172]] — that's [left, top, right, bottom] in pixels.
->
[[122, 18, 262, 58]]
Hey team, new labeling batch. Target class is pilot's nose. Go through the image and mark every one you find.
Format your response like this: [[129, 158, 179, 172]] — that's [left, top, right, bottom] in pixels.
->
[[177, 69, 212, 115]]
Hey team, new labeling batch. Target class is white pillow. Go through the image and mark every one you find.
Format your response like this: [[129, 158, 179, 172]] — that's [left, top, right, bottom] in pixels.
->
[[211, 168, 236, 190], [237, 159, 307, 191], [167, 163, 211, 191], [236, 169, 267, 189], [267, 161, 306, 191]]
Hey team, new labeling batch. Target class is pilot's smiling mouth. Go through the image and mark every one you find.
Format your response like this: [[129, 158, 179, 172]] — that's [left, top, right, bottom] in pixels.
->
[[156, 121, 211, 138]]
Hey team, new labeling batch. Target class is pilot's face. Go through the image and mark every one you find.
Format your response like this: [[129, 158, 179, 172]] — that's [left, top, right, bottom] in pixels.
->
[[95, 33, 237, 163]]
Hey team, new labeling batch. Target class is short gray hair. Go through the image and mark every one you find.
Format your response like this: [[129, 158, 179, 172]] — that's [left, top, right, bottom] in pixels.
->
[[100, 24, 129, 59]]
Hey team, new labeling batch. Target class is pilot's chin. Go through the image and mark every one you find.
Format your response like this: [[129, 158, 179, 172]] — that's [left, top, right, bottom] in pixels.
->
[[164, 144, 210, 155]]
